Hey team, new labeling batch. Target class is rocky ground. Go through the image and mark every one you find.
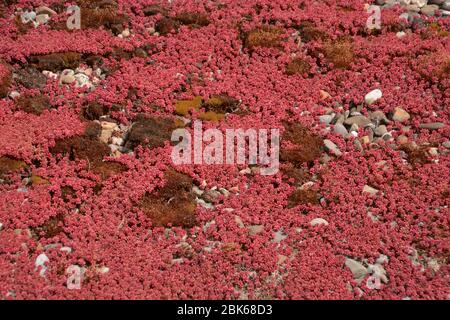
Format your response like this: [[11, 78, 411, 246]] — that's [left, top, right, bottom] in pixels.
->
[[0, 0, 448, 299]]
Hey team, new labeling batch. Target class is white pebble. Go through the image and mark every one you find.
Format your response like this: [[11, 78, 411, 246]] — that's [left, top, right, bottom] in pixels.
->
[[111, 136, 124, 146], [376, 254, 389, 265], [121, 29, 131, 38], [9, 91, 20, 99], [273, 230, 287, 243], [35, 253, 49, 277], [364, 89, 383, 105], [74, 73, 90, 88], [43, 70, 58, 79], [310, 218, 329, 226], [97, 266, 110, 274], [60, 69, 75, 84], [35, 13, 50, 24], [60, 246, 72, 253]]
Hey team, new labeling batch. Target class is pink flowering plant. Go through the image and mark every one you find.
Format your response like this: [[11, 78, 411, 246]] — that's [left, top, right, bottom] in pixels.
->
[[0, 0, 448, 300]]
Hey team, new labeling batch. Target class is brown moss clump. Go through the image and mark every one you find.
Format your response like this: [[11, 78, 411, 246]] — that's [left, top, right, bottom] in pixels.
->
[[285, 58, 311, 76], [31, 214, 65, 239], [141, 169, 197, 228], [174, 95, 239, 122], [14, 67, 48, 89], [203, 94, 240, 114], [76, 0, 117, 9], [124, 115, 176, 150], [74, 0, 128, 33], [0, 156, 27, 176], [174, 96, 202, 116], [323, 39, 355, 69], [281, 122, 324, 165], [417, 52, 450, 82], [281, 165, 310, 185], [221, 242, 241, 253], [80, 8, 128, 32], [30, 173, 50, 185], [14, 15, 31, 34], [143, 4, 168, 16], [155, 17, 180, 35], [400, 143, 430, 165], [436, 55, 450, 80], [92, 161, 127, 180], [51, 132, 127, 180], [198, 111, 225, 122], [244, 27, 283, 50], [0, 64, 12, 98], [84, 54, 104, 68], [175, 12, 210, 27], [423, 22, 450, 39], [61, 186, 76, 202], [196, 94, 240, 122], [15, 94, 50, 115], [287, 188, 320, 208], [82, 101, 109, 120], [297, 21, 329, 43], [50, 136, 110, 163], [84, 122, 102, 139], [29, 52, 81, 72]]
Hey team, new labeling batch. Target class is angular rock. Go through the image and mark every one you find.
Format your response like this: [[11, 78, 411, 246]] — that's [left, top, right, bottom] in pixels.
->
[[392, 107, 410, 122], [374, 125, 388, 136], [324, 139, 342, 156], [363, 185, 379, 195], [319, 114, 334, 124], [419, 122, 444, 130], [370, 110, 389, 124], [421, 4, 439, 15], [344, 115, 371, 127], [345, 258, 368, 282], [334, 123, 348, 137]]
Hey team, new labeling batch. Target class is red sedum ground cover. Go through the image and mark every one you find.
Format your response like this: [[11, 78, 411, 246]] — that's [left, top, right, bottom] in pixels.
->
[[0, 0, 448, 299]]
